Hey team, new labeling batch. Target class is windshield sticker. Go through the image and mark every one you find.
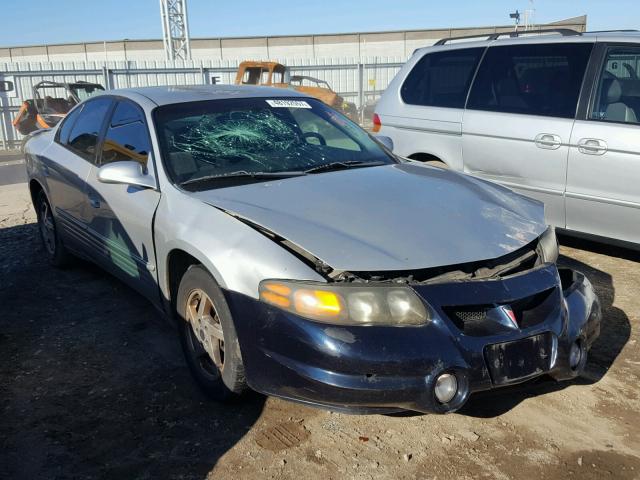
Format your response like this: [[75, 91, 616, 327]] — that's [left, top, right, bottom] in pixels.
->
[[266, 99, 312, 109]]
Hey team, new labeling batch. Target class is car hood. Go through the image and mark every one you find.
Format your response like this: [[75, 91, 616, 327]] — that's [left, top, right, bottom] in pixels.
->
[[190, 163, 546, 272]]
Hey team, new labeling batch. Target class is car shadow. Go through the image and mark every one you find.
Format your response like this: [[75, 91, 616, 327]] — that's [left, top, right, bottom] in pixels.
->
[[458, 240, 631, 419], [0, 222, 265, 480]]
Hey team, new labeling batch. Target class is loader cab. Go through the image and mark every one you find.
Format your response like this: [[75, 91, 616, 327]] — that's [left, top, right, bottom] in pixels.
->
[[235, 61, 288, 86], [13, 80, 104, 135]]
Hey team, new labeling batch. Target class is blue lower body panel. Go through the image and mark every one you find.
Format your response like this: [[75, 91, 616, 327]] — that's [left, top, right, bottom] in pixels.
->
[[224, 265, 601, 413]]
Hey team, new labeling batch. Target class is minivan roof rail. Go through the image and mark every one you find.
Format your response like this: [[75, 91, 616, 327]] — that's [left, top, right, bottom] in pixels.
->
[[433, 28, 580, 46]]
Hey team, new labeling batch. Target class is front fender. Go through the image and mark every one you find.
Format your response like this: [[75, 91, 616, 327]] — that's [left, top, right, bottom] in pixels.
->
[[154, 188, 325, 303]]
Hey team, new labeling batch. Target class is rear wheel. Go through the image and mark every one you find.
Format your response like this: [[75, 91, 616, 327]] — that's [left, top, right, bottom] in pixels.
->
[[177, 265, 247, 401], [35, 190, 71, 267]]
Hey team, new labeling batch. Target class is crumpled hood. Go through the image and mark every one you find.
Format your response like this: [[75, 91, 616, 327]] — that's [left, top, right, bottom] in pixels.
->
[[190, 163, 546, 272]]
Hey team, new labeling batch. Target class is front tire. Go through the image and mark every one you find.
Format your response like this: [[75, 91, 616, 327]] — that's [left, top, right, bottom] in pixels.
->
[[177, 265, 247, 401], [35, 190, 71, 268]]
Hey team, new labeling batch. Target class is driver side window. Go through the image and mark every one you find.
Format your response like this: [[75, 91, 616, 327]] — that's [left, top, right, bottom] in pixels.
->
[[100, 100, 151, 167]]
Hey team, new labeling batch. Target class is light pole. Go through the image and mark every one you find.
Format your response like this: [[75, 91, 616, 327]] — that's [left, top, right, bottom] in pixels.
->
[[509, 10, 521, 32]]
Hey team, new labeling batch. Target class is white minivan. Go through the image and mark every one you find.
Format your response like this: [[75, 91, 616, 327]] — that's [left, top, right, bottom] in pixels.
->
[[375, 30, 640, 248]]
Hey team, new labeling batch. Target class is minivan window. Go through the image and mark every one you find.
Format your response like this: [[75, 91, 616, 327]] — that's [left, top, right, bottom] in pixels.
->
[[101, 101, 151, 166], [467, 43, 593, 118], [401, 48, 484, 108], [65, 97, 113, 162], [590, 46, 640, 125]]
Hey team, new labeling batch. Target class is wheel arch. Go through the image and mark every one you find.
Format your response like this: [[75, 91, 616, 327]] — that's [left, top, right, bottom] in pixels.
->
[[407, 152, 447, 166], [165, 247, 225, 317], [29, 178, 46, 206]]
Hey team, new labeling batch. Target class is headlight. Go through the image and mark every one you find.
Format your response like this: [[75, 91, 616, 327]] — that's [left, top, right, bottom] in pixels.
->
[[538, 226, 559, 263], [259, 280, 430, 326]]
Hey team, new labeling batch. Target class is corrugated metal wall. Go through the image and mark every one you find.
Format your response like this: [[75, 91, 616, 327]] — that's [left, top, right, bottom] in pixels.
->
[[0, 57, 404, 149]]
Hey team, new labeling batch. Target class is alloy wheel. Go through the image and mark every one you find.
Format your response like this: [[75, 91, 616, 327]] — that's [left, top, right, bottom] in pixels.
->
[[39, 200, 56, 255], [185, 289, 225, 378]]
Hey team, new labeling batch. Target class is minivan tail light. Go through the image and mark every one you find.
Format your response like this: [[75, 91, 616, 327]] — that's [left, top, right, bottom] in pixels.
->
[[372, 113, 381, 132]]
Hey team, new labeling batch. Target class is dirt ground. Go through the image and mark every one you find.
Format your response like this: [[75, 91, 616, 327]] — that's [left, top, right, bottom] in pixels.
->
[[1, 182, 639, 480]]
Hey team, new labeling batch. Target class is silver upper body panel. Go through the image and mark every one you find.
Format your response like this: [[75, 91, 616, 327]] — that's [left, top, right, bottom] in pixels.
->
[[25, 85, 547, 302], [191, 163, 545, 272]]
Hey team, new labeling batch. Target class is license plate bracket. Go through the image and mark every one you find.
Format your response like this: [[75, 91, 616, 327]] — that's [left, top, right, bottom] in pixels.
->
[[484, 333, 554, 385]]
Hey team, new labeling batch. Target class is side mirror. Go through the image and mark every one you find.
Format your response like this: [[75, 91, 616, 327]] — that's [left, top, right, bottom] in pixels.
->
[[375, 135, 394, 152], [97, 161, 156, 189]]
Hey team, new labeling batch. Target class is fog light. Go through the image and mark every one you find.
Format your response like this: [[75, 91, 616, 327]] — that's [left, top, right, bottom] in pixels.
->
[[569, 342, 582, 369], [434, 373, 458, 404]]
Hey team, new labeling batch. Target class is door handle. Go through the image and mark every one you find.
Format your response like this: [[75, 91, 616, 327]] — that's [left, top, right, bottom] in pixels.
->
[[577, 138, 608, 155], [534, 133, 562, 150], [88, 196, 101, 209]]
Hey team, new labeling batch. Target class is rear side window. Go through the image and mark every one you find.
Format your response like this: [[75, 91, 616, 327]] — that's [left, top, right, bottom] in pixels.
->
[[100, 101, 151, 166], [65, 97, 113, 162], [401, 48, 484, 108], [57, 105, 84, 145], [467, 43, 593, 118]]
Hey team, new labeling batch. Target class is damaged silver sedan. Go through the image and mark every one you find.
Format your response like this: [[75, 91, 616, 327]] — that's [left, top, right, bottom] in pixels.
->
[[24, 85, 601, 413]]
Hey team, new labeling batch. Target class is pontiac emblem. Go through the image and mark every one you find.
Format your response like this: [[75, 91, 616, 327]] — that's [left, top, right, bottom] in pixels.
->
[[500, 305, 518, 328]]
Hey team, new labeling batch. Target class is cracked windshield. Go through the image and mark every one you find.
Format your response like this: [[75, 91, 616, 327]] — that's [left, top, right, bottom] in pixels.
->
[[154, 97, 394, 188]]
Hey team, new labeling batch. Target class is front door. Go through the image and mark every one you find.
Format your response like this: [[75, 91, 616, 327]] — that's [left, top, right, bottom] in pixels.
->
[[46, 97, 113, 251], [84, 99, 162, 304], [462, 42, 594, 228], [566, 44, 640, 245]]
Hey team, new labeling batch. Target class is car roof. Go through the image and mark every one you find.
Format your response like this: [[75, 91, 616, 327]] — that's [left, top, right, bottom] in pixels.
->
[[413, 30, 640, 55], [100, 85, 309, 106]]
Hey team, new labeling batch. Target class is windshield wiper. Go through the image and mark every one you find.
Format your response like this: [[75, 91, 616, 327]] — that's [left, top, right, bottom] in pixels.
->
[[304, 160, 385, 174], [181, 170, 307, 186]]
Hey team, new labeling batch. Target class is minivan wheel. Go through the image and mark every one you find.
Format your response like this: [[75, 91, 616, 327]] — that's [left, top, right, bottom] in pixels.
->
[[35, 190, 71, 267], [177, 265, 247, 401]]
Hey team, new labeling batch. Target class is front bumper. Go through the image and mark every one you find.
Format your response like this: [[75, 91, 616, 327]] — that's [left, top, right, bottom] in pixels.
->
[[224, 265, 601, 414]]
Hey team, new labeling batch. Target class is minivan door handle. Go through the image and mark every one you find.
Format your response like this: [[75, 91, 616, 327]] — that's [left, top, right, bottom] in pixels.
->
[[534, 133, 562, 150], [577, 138, 608, 155]]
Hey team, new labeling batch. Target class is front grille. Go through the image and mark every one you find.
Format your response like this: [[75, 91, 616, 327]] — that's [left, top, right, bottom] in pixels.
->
[[447, 307, 491, 336], [443, 287, 558, 337], [454, 310, 487, 323], [512, 288, 556, 329]]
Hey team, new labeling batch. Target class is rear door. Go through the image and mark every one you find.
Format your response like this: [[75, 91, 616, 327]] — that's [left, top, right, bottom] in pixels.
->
[[84, 99, 162, 303], [462, 42, 594, 228], [566, 43, 640, 245], [377, 47, 484, 170], [46, 97, 113, 251]]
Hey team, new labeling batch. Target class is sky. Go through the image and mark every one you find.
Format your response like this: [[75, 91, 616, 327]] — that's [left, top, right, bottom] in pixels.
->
[[1, 0, 639, 47]]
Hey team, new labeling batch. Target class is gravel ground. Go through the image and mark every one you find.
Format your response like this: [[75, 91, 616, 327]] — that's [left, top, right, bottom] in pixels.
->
[[1, 182, 639, 480]]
